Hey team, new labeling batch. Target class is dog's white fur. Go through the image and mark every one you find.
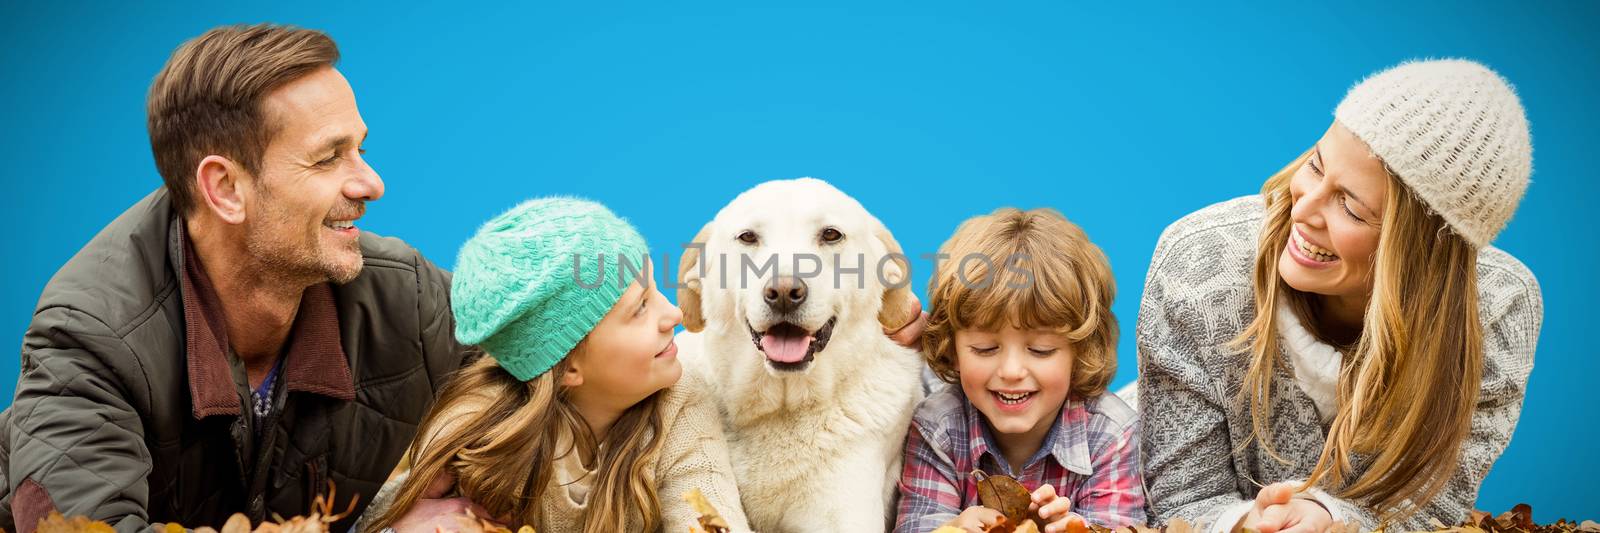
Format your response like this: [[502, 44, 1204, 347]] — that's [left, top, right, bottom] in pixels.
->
[[674, 178, 925, 532]]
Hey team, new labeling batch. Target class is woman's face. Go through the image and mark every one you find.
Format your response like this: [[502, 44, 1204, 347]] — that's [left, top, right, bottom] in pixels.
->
[[566, 259, 685, 412], [1279, 122, 1390, 301]]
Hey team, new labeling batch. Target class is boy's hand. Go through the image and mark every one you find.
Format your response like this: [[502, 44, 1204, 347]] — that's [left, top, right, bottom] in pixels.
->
[[944, 505, 1004, 532], [1234, 482, 1334, 533], [1029, 483, 1087, 533]]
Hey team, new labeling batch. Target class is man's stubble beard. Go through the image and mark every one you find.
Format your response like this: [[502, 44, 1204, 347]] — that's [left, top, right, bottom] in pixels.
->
[[244, 183, 364, 287]]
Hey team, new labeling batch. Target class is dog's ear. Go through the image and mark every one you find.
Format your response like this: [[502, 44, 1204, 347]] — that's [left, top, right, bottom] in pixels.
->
[[678, 222, 712, 333], [874, 223, 921, 331]]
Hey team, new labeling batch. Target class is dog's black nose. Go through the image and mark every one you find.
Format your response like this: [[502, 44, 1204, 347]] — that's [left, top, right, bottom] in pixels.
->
[[763, 275, 808, 314]]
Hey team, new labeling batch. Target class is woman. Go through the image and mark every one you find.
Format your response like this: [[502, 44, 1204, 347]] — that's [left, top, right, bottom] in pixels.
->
[[1138, 59, 1542, 532]]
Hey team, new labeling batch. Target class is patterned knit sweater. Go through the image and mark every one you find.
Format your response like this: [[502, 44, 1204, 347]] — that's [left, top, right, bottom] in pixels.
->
[[354, 371, 751, 532], [1136, 195, 1543, 532]]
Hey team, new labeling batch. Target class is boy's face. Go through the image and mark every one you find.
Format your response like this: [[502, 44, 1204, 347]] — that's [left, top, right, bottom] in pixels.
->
[[955, 326, 1075, 438]]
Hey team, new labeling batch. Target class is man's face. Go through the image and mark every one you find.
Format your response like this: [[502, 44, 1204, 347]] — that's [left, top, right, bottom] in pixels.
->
[[245, 67, 383, 284]]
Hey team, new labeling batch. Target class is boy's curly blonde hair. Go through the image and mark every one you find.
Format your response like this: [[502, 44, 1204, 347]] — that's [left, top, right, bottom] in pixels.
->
[[921, 207, 1118, 399]]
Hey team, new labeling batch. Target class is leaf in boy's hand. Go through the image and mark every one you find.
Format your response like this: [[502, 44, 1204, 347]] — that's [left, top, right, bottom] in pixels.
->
[[973, 470, 1041, 526], [980, 516, 1044, 533]]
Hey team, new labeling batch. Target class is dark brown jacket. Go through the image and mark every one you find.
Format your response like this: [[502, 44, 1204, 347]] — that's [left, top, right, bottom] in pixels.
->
[[0, 188, 475, 532]]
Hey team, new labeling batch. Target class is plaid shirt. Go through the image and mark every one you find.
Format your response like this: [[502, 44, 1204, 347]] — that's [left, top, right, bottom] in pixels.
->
[[894, 383, 1145, 532]]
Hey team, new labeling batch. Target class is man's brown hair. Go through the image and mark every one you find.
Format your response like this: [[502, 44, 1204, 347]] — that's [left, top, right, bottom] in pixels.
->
[[920, 207, 1119, 399], [147, 24, 339, 215]]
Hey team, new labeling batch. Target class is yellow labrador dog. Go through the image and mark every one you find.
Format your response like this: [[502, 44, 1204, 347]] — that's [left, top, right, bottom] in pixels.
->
[[674, 178, 924, 532]]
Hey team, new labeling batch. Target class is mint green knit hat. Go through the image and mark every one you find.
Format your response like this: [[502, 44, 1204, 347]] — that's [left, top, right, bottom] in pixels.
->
[[451, 197, 650, 381]]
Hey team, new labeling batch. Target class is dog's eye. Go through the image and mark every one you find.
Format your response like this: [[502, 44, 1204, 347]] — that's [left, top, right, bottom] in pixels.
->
[[819, 227, 843, 243], [737, 231, 759, 245]]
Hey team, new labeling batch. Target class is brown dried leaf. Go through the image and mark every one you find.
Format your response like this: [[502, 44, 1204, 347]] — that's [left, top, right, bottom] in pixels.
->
[[973, 470, 1042, 527], [1510, 503, 1536, 530]]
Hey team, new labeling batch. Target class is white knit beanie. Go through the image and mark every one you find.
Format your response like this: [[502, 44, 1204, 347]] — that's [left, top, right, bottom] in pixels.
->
[[1333, 59, 1533, 247]]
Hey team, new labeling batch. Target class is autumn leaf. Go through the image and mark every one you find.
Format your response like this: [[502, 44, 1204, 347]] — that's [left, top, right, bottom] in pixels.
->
[[683, 488, 731, 533], [980, 515, 1041, 533], [973, 470, 1045, 527], [35, 513, 116, 533]]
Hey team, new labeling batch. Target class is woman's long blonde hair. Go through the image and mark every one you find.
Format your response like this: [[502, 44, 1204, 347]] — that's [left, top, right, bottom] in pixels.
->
[[366, 353, 667, 533], [1233, 147, 1483, 520]]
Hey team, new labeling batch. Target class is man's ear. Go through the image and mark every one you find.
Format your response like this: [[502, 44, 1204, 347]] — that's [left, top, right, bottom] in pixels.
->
[[194, 155, 249, 224], [873, 222, 920, 331], [677, 223, 712, 333]]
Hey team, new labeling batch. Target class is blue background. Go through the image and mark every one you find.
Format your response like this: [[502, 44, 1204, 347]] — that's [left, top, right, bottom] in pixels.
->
[[3, 1, 1595, 522]]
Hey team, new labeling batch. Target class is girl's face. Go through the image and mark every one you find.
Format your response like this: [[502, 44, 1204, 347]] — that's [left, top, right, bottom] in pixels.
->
[[1279, 122, 1390, 301], [566, 260, 685, 412], [955, 326, 1074, 439]]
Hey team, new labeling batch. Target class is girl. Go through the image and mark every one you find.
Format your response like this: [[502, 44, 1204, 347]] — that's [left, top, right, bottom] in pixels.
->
[[896, 207, 1144, 533], [1138, 59, 1542, 532], [360, 198, 750, 533]]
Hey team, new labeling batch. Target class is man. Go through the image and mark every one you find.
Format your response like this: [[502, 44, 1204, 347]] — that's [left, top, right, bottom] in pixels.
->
[[0, 24, 475, 532]]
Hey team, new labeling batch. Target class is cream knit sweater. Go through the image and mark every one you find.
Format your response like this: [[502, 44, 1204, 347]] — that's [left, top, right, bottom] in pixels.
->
[[355, 371, 751, 532]]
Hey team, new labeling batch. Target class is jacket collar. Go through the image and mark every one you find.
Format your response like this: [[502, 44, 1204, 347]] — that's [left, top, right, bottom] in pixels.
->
[[173, 217, 356, 420]]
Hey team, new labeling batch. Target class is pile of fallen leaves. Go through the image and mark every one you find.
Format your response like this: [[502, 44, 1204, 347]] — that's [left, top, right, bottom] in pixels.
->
[[683, 473, 1598, 533], [25, 477, 1599, 533], [35, 482, 361, 533], [1431, 505, 1600, 533]]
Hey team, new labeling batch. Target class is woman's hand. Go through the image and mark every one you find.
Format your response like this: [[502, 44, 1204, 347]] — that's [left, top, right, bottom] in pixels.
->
[[943, 505, 1005, 533], [1234, 482, 1334, 533], [1029, 483, 1088, 533]]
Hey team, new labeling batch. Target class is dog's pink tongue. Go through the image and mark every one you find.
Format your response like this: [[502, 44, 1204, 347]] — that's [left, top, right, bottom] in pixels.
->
[[759, 333, 813, 363]]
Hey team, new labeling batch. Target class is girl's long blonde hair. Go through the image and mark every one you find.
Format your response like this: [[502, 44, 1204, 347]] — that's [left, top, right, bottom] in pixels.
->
[[1233, 148, 1483, 520], [366, 353, 667, 533]]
